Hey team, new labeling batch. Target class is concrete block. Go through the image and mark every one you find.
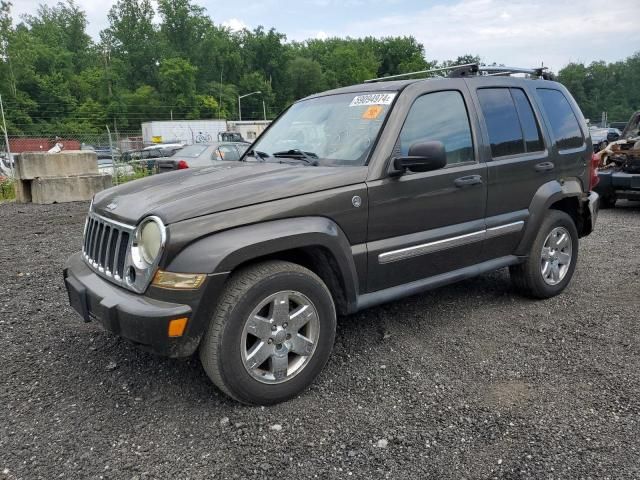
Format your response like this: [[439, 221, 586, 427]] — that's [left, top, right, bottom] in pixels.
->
[[31, 174, 112, 204], [16, 151, 98, 180], [14, 179, 32, 203]]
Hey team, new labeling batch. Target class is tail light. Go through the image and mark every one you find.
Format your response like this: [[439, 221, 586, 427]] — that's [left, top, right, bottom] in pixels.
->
[[177, 160, 189, 170], [589, 153, 600, 190]]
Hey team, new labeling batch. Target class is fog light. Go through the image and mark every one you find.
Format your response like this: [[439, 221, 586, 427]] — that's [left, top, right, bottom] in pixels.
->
[[152, 270, 206, 290], [168, 317, 188, 337]]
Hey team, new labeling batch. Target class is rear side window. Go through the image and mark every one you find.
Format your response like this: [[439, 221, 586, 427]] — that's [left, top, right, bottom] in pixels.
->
[[398, 90, 474, 165], [536, 89, 583, 150], [511, 89, 544, 152], [477, 88, 524, 157], [477, 88, 545, 158]]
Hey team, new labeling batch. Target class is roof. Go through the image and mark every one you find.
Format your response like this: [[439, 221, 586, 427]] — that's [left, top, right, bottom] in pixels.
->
[[303, 79, 420, 101]]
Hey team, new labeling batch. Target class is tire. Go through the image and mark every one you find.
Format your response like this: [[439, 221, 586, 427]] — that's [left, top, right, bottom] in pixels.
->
[[199, 260, 336, 405], [600, 194, 616, 209], [510, 210, 579, 299]]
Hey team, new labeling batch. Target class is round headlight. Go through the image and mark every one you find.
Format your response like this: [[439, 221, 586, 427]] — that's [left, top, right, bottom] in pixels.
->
[[139, 219, 163, 265]]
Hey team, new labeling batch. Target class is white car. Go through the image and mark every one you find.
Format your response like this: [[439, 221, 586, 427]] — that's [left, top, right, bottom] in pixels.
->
[[97, 158, 134, 177]]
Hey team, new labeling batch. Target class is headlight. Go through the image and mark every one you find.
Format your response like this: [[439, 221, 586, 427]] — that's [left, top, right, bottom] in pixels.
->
[[132, 216, 166, 268]]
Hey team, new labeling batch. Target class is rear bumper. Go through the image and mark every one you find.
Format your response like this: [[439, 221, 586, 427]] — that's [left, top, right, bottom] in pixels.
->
[[585, 191, 599, 235], [63, 252, 227, 357], [596, 170, 640, 198]]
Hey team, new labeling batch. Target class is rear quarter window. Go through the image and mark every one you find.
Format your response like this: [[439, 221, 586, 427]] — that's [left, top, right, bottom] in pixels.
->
[[536, 89, 583, 150]]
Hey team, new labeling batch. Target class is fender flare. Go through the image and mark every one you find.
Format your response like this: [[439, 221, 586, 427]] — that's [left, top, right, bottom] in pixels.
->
[[515, 179, 584, 255], [166, 216, 360, 312]]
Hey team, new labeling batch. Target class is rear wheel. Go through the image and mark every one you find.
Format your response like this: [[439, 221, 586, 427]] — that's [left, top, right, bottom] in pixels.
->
[[199, 260, 336, 405], [510, 210, 579, 299]]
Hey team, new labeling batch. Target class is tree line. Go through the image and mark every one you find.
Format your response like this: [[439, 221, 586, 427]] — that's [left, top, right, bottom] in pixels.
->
[[0, 0, 638, 136]]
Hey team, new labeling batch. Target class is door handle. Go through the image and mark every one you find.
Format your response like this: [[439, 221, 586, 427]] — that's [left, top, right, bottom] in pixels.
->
[[454, 175, 483, 187], [534, 161, 555, 172]]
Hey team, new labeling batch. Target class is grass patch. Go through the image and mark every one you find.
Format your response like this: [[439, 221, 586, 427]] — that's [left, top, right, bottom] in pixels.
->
[[0, 177, 15, 201]]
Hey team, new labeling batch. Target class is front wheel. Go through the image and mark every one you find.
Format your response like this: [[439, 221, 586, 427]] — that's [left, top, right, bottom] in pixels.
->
[[199, 261, 336, 405], [510, 210, 579, 299]]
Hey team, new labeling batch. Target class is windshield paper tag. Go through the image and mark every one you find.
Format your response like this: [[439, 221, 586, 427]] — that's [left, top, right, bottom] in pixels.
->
[[349, 93, 396, 107]]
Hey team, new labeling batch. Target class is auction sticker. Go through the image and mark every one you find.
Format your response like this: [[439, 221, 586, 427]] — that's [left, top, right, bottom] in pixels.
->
[[362, 105, 384, 119], [349, 93, 396, 107]]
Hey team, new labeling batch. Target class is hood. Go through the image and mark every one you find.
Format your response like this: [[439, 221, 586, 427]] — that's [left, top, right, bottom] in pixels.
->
[[92, 162, 368, 225]]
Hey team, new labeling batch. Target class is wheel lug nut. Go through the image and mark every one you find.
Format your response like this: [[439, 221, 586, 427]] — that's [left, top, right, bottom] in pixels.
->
[[271, 325, 277, 331], [286, 334, 291, 340], [283, 322, 288, 328], [267, 338, 273, 344]]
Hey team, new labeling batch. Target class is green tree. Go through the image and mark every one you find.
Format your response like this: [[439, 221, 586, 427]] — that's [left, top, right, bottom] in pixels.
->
[[106, 0, 158, 88]]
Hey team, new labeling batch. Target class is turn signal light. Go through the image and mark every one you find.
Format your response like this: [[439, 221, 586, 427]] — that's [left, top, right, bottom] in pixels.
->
[[168, 317, 188, 337], [177, 160, 189, 169], [152, 270, 206, 290]]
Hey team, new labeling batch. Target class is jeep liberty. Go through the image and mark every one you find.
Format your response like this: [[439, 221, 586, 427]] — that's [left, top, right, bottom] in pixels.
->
[[64, 65, 600, 405]]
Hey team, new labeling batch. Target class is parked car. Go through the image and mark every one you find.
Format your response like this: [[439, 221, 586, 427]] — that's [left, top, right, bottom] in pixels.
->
[[64, 67, 599, 405], [589, 126, 621, 152], [121, 145, 183, 173], [97, 158, 134, 177], [218, 131, 248, 143], [143, 142, 185, 151], [594, 111, 640, 207], [81, 144, 121, 160], [154, 142, 249, 173]]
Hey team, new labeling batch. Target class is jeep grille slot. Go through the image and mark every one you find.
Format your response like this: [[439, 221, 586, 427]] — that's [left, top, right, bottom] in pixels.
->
[[82, 212, 134, 285]]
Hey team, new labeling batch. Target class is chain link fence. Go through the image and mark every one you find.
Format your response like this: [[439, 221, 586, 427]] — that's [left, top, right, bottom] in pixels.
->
[[1, 130, 165, 187]]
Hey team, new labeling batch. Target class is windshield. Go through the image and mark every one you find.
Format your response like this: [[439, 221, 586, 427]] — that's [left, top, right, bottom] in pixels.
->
[[174, 145, 209, 158], [250, 92, 396, 166]]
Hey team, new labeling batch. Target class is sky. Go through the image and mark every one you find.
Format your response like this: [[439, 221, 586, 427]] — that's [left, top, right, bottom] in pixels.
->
[[10, 0, 640, 73]]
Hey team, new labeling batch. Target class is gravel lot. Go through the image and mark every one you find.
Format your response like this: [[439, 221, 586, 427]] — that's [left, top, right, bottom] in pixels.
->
[[1, 200, 639, 479]]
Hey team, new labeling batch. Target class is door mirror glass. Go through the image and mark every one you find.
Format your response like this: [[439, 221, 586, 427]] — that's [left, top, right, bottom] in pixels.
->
[[393, 141, 447, 173]]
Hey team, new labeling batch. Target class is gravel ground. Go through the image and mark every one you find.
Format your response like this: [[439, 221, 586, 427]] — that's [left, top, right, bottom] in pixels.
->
[[1, 200, 639, 480]]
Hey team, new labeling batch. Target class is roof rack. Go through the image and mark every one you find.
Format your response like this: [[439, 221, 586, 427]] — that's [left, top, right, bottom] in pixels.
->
[[364, 63, 478, 83], [364, 63, 554, 83]]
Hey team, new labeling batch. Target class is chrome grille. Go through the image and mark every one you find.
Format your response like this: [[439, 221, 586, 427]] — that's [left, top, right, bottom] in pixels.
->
[[83, 212, 134, 284]]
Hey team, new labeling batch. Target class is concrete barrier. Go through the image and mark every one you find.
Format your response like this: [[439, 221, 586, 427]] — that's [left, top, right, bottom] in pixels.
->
[[30, 175, 112, 204], [15, 151, 112, 204], [16, 151, 98, 179]]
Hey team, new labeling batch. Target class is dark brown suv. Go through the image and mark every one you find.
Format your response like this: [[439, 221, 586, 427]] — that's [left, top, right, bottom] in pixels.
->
[[64, 65, 600, 405]]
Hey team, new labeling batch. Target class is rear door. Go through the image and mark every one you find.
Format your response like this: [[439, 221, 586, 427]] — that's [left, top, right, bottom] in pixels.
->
[[366, 84, 487, 292], [467, 80, 552, 260]]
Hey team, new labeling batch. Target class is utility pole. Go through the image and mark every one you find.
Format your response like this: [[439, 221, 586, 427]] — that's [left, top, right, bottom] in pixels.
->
[[238, 91, 261, 122], [263, 100, 267, 121], [0, 94, 13, 177]]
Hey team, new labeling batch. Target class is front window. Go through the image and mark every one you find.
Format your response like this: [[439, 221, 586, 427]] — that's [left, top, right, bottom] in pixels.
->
[[249, 92, 396, 166]]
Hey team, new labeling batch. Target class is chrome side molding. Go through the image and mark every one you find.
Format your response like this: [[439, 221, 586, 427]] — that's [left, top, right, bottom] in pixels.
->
[[378, 221, 524, 264]]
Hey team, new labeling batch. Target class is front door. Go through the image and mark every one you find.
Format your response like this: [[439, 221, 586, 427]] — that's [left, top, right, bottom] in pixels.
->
[[366, 88, 487, 292]]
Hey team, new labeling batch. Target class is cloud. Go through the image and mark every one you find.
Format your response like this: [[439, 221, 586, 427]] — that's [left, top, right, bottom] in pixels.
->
[[340, 0, 640, 72], [315, 30, 329, 40], [222, 18, 249, 32]]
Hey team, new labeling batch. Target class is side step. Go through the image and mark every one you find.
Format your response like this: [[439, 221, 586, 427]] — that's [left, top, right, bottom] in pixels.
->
[[355, 255, 521, 311]]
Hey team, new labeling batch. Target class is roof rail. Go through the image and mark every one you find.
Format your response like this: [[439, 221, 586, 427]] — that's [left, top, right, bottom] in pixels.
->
[[364, 63, 478, 83], [364, 63, 554, 83]]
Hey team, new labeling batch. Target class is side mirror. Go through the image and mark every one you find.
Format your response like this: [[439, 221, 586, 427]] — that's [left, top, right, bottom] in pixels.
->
[[392, 141, 447, 174]]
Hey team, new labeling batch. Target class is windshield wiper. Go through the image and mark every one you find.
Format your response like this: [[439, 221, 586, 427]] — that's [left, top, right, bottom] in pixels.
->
[[272, 149, 319, 166]]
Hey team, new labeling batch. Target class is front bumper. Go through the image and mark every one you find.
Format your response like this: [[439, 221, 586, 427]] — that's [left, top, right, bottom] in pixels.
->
[[63, 252, 227, 357], [596, 170, 640, 199]]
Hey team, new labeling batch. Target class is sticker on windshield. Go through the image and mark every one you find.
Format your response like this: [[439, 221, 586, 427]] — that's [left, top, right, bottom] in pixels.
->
[[349, 93, 396, 107], [362, 105, 384, 119]]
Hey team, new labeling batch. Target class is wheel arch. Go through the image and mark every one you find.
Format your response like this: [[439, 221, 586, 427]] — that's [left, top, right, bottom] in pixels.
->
[[166, 217, 360, 315], [515, 179, 587, 255]]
